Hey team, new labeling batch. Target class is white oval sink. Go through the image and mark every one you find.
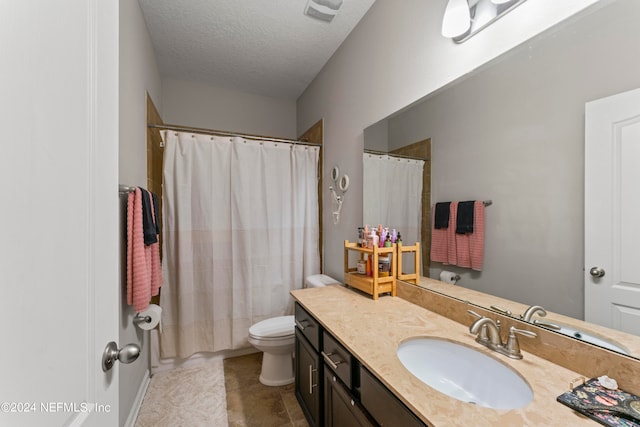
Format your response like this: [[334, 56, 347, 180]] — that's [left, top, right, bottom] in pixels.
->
[[545, 324, 629, 355], [397, 337, 533, 409]]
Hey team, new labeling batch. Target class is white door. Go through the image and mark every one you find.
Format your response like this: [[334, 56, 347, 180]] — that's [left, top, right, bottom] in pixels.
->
[[0, 2, 120, 427], [585, 87, 640, 336]]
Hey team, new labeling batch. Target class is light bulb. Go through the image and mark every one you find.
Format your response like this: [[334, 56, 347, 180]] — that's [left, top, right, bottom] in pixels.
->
[[441, 0, 471, 38]]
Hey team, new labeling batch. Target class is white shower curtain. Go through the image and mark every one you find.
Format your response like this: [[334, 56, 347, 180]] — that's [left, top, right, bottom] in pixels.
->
[[363, 153, 424, 257], [160, 132, 320, 359]]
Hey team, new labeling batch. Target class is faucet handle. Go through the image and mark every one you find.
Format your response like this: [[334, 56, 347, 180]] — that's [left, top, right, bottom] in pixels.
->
[[467, 309, 482, 318], [505, 327, 537, 359], [511, 327, 537, 338], [490, 305, 512, 316]]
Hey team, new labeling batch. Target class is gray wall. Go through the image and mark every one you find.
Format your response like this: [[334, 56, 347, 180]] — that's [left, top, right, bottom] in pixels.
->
[[119, 0, 162, 424], [162, 78, 297, 139], [386, 0, 640, 318], [297, 0, 600, 287]]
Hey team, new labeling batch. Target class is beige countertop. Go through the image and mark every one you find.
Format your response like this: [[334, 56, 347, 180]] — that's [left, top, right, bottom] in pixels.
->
[[291, 284, 598, 427]]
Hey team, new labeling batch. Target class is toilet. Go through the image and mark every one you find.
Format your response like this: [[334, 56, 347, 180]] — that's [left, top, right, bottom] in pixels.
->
[[248, 274, 340, 386]]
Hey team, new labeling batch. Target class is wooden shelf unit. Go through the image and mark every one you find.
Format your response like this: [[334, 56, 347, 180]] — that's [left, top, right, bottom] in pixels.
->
[[343, 240, 396, 300], [397, 242, 420, 284]]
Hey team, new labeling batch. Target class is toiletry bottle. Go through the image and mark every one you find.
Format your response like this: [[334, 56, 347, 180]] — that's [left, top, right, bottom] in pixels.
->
[[396, 233, 402, 245], [391, 229, 397, 244], [380, 228, 387, 248], [384, 235, 392, 247]]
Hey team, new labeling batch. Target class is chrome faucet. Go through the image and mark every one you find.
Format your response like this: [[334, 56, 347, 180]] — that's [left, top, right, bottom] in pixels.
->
[[469, 316, 503, 349], [520, 305, 547, 322], [468, 310, 537, 360]]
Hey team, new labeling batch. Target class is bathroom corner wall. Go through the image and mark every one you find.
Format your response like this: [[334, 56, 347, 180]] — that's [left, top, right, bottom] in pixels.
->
[[119, 0, 163, 425]]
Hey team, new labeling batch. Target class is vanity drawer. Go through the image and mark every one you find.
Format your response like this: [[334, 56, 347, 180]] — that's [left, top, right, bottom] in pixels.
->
[[322, 331, 353, 389], [295, 302, 321, 351], [359, 366, 425, 427]]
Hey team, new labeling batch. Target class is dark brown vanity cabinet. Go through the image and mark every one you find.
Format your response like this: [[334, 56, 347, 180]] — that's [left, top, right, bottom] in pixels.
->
[[321, 330, 374, 427], [360, 367, 425, 427], [324, 369, 372, 426], [295, 302, 425, 427], [295, 303, 322, 427], [296, 329, 321, 426]]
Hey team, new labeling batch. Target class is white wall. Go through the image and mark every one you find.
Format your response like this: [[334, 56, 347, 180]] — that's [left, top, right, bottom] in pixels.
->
[[297, 0, 601, 284], [119, 0, 162, 424], [162, 78, 297, 139]]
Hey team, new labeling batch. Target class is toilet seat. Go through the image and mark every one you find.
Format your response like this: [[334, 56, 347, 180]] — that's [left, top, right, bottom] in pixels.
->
[[249, 315, 294, 341]]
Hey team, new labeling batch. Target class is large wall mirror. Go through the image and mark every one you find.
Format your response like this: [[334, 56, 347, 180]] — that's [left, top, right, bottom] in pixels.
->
[[363, 0, 640, 358]]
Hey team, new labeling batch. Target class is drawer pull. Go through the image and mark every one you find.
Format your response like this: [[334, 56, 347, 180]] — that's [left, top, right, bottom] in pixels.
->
[[321, 351, 343, 370], [295, 319, 312, 331], [308, 365, 317, 395]]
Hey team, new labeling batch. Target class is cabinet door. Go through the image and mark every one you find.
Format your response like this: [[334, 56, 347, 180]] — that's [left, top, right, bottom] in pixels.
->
[[295, 330, 321, 427], [360, 366, 425, 427], [324, 369, 374, 427]]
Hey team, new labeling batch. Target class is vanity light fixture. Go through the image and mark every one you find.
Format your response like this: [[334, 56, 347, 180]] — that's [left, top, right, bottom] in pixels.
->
[[441, 0, 528, 43], [441, 0, 472, 38], [304, 0, 343, 23]]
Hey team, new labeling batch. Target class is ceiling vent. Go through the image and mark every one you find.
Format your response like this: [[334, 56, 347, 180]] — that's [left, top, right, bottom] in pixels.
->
[[304, 0, 344, 22]]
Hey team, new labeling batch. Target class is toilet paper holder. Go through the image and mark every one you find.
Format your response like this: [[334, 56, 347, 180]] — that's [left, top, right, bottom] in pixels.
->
[[133, 304, 162, 331], [133, 314, 153, 325], [440, 270, 461, 284]]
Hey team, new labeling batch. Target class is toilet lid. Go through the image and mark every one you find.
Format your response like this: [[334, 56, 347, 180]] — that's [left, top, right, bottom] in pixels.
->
[[249, 315, 295, 339]]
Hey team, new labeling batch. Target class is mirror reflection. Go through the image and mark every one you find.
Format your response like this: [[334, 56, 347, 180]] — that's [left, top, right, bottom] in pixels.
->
[[363, 0, 640, 358]]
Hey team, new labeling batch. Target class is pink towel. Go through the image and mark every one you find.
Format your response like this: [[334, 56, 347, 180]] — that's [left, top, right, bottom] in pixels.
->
[[453, 201, 485, 270], [446, 201, 458, 266], [127, 188, 162, 313], [430, 214, 449, 263], [430, 200, 485, 271], [470, 201, 485, 271]]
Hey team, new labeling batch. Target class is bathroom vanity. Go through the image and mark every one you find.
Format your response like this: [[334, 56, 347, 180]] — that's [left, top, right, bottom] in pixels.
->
[[294, 301, 423, 426], [291, 284, 610, 426]]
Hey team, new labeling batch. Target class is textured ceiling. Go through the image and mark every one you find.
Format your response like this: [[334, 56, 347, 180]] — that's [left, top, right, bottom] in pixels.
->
[[138, 0, 376, 100]]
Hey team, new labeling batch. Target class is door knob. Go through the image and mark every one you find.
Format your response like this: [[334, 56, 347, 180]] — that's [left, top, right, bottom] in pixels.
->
[[102, 341, 141, 372], [589, 267, 605, 278]]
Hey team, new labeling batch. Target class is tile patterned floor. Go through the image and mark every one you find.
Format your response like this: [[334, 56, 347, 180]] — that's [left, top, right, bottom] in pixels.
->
[[224, 353, 309, 427], [136, 352, 309, 427]]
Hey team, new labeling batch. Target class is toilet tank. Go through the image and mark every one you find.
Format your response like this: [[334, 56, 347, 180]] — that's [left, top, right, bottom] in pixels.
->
[[304, 274, 340, 288]]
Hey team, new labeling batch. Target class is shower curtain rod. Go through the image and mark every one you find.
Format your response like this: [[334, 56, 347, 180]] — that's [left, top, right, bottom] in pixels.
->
[[148, 123, 322, 147], [364, 149, 429, 162]]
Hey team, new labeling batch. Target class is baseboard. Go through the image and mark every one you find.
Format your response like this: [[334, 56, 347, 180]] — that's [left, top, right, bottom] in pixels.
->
[[152, 347, 259, 375], [123, 369, 151, 427]]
